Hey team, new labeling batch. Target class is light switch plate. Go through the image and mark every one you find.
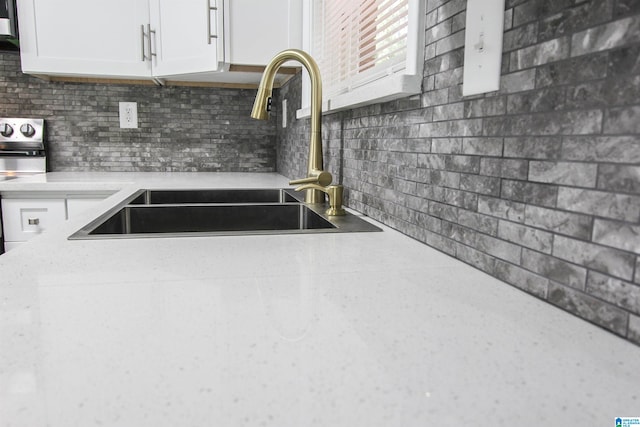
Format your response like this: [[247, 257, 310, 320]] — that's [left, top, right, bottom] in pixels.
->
[[119, 102, 138, 129], [462, 0, 505, 96]]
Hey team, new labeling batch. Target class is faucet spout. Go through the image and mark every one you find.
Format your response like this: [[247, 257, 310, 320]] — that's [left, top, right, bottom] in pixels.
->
[[251, 49, 329, 204]]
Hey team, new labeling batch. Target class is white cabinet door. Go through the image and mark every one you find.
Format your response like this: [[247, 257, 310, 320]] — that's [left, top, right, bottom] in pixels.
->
[[149, 0, 224, 77], [1, 199, 66, 243], [18, 0, 151, 78], [226, 0, 301, 65]]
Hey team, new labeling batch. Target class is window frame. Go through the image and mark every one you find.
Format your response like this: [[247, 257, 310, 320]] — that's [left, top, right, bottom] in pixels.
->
[[297, 0, 425, 118]]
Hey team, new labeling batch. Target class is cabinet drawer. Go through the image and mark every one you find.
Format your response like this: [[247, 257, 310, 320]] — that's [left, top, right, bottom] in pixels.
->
[[1, 199, 67, 242]]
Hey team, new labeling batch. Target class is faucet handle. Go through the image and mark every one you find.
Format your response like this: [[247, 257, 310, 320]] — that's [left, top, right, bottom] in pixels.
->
[[294, 183, 346, 216], [289, 170, 332, 187]]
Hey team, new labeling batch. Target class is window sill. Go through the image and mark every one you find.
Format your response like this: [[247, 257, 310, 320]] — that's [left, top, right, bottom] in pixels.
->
[[295, 73, 422, 119]]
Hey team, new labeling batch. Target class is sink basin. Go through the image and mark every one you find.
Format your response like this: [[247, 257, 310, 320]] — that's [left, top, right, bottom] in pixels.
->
[[85, 204, 334, 236], [69, 188, 381, 239], [129, 188, 299, 205]]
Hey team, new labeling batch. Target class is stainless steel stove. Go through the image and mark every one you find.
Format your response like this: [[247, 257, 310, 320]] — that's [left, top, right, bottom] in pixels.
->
[[0, 117, 47, 253], [0, 117, 47, 174]]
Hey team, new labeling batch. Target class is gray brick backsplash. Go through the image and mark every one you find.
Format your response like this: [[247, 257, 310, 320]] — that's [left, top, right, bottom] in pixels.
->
[[525, 205, 592, 239], [553, 236, 636, 280], [604, 106, 640, 134], [506, 88, 567, 114], [480, 158, 529, 179], [504, 8, 514, 32], [476, 234, 522, 263], [0, 54, 275, 172], [586, 271, 640, 315], [512, 1, 541, 27], [597, 165, 640, 194], [465, 98, 507, 118], [501, 180, 558, 207], [557, 188, 640, 222], [436, 0, 466, 23], [478, 196, 525, 222], [435, 32, 466, 56], [504, 136, 561, 159], [426, 20, 453, 44], [608, 45, 640, 76], [503, 22, 538, 52], [499, 221, 554, 254], [451, 11, 466, 32], [548, 282, 629, 335], [522, 248, 587, 289], [529, 161, 598, 187], [458, 210, 499, 235], [499, 69, 536, 93], [630, 315, 640, 345], [571, 16, 640, 57], [456, 244, 497, 273], [536, 53, 608, 88], [461, 137, 504, 156], [494, 259, 549, 298], [459, 173, 501, 196], [593, 219, 640, 254], [510, 36, 571, 71], [561, 135, 640, 163], [433, 103, 465, 121]]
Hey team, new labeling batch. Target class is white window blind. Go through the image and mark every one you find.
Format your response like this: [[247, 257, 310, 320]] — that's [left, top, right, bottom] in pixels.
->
[[312, 0, 410, 99], [299, 0, 424, 115]]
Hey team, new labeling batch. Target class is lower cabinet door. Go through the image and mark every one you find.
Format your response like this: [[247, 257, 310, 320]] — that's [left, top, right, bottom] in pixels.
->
[[1, 198, 67, 243]]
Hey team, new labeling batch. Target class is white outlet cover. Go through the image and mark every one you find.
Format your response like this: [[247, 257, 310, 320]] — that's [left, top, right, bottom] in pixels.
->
[[119, 102, 138, 129]]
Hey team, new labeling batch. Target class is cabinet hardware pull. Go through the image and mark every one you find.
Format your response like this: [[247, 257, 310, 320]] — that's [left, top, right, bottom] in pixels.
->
[[207, 0, 218, 45], [147, 24, 157, 60], [28, 218, 39, 225], [140, 25, 146, 61]]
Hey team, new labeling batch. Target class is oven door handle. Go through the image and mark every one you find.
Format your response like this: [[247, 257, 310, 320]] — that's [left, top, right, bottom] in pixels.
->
[[0, 151, 43, 155]]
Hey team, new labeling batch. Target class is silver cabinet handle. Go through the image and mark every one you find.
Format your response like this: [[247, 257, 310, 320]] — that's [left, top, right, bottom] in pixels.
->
[[147, 24, 156, 60], [141, 25, 145, 61], [207, 0, 217, 44], [141, 24, 156, 62], [28, 218, 39, 225]]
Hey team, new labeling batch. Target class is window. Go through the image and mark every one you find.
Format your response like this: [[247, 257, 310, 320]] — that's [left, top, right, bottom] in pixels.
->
[[299, 0, 424, 115]]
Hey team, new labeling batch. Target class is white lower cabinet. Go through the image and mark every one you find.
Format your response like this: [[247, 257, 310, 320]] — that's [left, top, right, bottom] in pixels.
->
[[1, 195, 108, 251], [2, 198, 66, 244], [66, 198, 105, 219]]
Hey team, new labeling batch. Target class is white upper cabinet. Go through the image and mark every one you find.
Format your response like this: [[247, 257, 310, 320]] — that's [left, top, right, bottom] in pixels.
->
[[18, 0, 152, 78], [149, 0, 223, 77], [16, 0, 301, 84], [226, 0, 301, 66]]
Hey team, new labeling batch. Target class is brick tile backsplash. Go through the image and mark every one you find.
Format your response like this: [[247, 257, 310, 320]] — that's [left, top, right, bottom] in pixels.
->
[[275, 1, 640, 345], [0, 53, 276, 172]]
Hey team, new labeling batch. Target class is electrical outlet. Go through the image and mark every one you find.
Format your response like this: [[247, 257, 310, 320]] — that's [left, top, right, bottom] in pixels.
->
[[119, 102, 138, 129]]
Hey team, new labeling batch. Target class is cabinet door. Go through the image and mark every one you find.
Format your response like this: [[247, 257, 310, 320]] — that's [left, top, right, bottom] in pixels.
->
[[149, 0, 223, 77], [1, 199, 66, 242], [226, 0, 302, 65], [18, 0, 151, 78]]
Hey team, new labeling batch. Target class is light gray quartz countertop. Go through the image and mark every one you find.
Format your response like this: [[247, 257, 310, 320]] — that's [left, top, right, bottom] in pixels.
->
[[0, 172, 639, 427]]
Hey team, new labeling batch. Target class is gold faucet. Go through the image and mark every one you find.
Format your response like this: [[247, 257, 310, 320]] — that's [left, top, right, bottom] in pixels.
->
[[251, 49, 332, 205]]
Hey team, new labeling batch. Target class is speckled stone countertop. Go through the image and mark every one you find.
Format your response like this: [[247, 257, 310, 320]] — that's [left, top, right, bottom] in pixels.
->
[[1, 172, 639, 427]]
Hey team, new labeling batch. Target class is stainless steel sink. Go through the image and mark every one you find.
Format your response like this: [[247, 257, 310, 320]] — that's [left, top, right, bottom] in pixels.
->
[[129, 188, 299, 205], [69, 188, 381, 239]]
